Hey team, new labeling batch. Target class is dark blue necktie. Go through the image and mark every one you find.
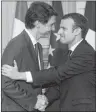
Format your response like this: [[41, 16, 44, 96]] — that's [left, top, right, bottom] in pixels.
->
[[68, 50, 72, 59]]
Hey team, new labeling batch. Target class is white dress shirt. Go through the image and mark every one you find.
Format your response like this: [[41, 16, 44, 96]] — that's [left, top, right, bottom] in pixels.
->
[[25, 28, 41, 82]]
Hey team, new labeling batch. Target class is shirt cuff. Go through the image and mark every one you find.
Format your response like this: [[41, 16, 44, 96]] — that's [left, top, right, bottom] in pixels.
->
[[25, 71, 33, 82]]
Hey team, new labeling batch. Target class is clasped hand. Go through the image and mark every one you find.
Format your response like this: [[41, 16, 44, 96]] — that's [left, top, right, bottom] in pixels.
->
[[34, 94, 48, 111]]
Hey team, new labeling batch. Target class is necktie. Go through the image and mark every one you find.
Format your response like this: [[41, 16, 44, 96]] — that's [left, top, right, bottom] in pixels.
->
[[35, 43, 39, 60], [35, 43, 44, 70], [68, 50, 72, 59], [35, 43, 45, 95]]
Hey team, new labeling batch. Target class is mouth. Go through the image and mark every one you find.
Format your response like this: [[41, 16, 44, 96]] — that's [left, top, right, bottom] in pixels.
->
[[60, 36, 64, 40], [44, 31, 51, 35]]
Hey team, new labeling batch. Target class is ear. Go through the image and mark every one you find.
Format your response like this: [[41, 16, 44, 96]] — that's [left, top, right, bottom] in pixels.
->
[[74, 27, 81, 36], [34, 20, 40, 28]]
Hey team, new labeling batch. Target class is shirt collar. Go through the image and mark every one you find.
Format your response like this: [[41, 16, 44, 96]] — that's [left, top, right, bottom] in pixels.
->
[[69, 39, 83, 52], [25, 28, 37, 46]]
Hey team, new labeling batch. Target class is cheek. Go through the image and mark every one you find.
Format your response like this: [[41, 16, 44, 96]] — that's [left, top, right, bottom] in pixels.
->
[[40, 26, 46, 32], [64, 31, 67, 35], [43, 27, 49, 32], [65, 31, 72, 37], [64, 31, 69, 37]]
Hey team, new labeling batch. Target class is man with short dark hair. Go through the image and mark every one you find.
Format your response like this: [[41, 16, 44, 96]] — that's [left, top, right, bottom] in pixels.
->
[[1, 1, 57, 111], [2, 13, 96, 111]]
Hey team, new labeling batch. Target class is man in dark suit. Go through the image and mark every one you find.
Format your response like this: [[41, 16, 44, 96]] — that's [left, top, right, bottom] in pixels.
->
[[2, 13, 96, 111], [1, 1, 57, 111]]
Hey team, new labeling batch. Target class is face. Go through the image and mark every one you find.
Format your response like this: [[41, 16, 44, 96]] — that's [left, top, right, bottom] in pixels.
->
[[38, 15, 56, 35], [58, 18, 76, 45]]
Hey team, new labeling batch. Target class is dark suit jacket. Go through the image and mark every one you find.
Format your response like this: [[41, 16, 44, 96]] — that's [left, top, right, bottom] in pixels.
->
[[32, 40, 96, 111], [2, 30, 43, 111], [45, 48, 68, 111]]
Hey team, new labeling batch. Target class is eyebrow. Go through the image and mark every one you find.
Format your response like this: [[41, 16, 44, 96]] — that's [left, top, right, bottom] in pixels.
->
[[60, 26, 66, 29], [52, 22, 56, 24]]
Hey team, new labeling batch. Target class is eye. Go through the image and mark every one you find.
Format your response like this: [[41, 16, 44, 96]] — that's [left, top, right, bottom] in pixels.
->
[[51, 23, 56, 27], [63, 27, 66, 30], [60, 27, 65, 31]]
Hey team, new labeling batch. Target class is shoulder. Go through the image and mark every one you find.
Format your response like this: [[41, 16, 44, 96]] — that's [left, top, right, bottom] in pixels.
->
[[82, 40, 95, 59], [3, 30, 29, 55], [84, 40, 95, 52], [71, 40, 95, 61], [72, 40, 95, 63], [76, 40, 95, 55], [7, 30, 28, 50]]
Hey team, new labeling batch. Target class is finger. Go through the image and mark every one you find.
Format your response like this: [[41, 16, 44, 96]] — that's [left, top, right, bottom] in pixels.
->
[[2, 70, 7, 75], [2, 66, 12, 70], [38, 106, 45, 111], [2, 65, 13, 69], [2, 68, 11, 74], [2, 67, 12, 72], [39, 95, 46, 101], [38, 105, 45, 111], [35, 102, 46, 111], [37, 99, 45, 106], [2, 71, 10, 77], [39, 109, 45, 111], [34, 102, 41, 109], [14, 60, 18, 69], [2, 71, 11, 77]]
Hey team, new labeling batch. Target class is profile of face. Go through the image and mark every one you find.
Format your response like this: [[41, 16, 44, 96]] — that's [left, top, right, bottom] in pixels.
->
[[38, 16, 56, 35], [58, 18, 76, 45]]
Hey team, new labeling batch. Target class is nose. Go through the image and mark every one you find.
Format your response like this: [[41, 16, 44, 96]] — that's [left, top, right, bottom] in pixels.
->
[[58, 28, 62, 35], [51, 25, 55, 32]]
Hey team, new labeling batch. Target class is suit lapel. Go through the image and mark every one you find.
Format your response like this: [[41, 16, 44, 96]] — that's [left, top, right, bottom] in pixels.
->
[[23, 30, 39, 67]]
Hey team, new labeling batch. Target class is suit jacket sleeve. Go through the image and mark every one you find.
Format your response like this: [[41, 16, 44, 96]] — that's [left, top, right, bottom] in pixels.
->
[[32, 49, 95, 86], [2, 39, 26, 99], [45, 85, 60, 105]]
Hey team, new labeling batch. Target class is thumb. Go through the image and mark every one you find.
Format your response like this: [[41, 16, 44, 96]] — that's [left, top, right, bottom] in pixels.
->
[[13, 60, 18, 69]]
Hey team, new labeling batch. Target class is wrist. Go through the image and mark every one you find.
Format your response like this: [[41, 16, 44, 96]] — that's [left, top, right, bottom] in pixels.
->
[[19, 72, 27, 81]]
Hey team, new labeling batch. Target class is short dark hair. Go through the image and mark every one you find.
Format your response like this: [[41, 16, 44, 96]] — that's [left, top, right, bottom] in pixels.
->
[[62, 13, 89, 38], [25, 1, 58, 29]]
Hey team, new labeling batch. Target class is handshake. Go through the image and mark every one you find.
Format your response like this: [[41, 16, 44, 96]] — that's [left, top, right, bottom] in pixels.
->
[[34, 94, 49, 111]]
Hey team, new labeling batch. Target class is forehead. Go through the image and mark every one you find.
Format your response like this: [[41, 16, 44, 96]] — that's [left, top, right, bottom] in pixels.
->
[[60, 18, 74, 27], [46, 16, 56, 25]]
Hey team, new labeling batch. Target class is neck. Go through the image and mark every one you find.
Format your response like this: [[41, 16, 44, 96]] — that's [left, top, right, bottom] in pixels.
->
[[68, 35, 82, 49], [27, 28, 40, 41]]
